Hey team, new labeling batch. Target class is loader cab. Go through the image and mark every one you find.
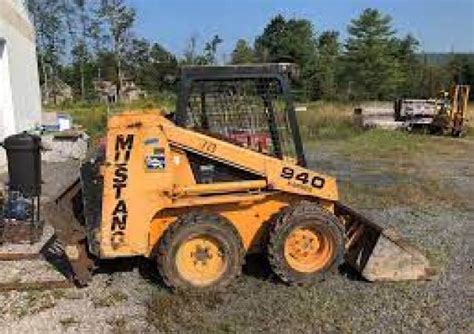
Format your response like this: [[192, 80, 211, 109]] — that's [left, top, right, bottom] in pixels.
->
[[175, 64, 306, 166]]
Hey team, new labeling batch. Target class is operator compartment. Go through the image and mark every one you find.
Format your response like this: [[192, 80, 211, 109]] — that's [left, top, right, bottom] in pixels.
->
[[175, 64, 306, 168]]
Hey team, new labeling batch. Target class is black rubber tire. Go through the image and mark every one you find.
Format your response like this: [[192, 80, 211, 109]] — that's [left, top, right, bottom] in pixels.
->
[[156, 212, 244, 290], [267, 202, 344, 285]]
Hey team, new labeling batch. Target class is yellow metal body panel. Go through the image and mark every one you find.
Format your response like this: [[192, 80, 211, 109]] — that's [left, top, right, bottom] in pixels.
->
[[99, 111, 338, 258]]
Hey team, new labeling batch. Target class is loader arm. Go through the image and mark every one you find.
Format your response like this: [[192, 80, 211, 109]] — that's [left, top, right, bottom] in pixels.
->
[[162, 119, 338, 202]]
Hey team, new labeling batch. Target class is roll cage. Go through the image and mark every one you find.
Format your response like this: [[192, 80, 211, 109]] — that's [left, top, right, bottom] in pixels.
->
[[174, 64, 306, 166]]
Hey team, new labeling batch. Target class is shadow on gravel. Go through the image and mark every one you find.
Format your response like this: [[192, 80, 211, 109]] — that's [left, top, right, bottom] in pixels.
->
[[338, 263, 368, 282], [136, 257, 169, 289], [242, 254, 368, 283], [41, 234, 368, 289], [242, 254, 276, 281]]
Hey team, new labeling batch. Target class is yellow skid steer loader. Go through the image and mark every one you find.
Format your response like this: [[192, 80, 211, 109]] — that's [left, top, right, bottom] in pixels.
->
[[26, 65, 434, 289]]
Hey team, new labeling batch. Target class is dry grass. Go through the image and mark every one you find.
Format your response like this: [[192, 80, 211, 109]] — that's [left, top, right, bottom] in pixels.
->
[[296, 101, 358, 140], [297, 101, 474, 140]]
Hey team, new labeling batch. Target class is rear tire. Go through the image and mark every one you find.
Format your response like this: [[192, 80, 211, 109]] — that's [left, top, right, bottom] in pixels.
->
[[156, 212, 244, 290], [267, 202, 344, 285]]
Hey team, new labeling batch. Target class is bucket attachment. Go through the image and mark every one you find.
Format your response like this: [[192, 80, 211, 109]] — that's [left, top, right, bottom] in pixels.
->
[[42, 178, 95, 286], [335, 202, 436, 281]]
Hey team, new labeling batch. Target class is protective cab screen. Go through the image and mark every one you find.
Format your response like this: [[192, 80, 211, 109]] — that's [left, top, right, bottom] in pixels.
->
[[183, 77, 296, 160]]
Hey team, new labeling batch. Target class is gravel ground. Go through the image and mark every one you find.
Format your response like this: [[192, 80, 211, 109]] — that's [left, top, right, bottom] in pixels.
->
[[0, 136, 472, 333]]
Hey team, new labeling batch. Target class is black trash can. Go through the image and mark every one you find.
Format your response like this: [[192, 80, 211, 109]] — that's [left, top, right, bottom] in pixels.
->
[[3, 133, 42, 197]]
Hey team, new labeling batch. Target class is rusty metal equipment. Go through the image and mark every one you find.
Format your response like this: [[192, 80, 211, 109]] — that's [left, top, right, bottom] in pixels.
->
[[395, 84, 471, 136], [1, 64, 435, 291], [445, 84, 470, 136], [356, 84, 470, 136]]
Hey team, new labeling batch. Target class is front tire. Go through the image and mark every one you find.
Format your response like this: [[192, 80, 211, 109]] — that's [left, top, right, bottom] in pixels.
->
[[267, 202, 344, 285], [156, 212, 244, 290]]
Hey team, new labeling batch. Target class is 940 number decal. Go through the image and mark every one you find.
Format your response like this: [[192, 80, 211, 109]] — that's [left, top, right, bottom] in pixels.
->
[[280, 167, 325, 189]]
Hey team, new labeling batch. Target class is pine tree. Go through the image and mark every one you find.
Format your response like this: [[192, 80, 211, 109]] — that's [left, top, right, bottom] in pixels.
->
[[391, 34, 421, 97], [343, 8, 399, 100], [316, 31, 341, 100]]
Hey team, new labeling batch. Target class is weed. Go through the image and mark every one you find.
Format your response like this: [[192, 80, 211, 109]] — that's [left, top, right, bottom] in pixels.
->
[[59, 317, 80, 330], [107, 316, 136, 334], [11, 291, 58, 318], [146, 290, 227, 332], [93, 291, 128, 308]]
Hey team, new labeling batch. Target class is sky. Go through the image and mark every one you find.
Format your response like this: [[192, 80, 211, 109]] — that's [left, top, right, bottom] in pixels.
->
[[128, 0, 474, 59]]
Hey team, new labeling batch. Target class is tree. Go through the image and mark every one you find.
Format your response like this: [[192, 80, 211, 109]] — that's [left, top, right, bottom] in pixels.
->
[[254, 14, 288, 62], [315, 31, 341, 99], [124, 38, 177, 92], [99, 0, 136, 100], [71, 0, 92, 99], [254, 15, 318, 98], [200, 34, 223, 65], [255, 15, 317, 66], [419, 60, 447, 98], [28, 0, 67, 103], [182, 34, 223, 65], [60, 0, 95, 100], [183, 35, 198, 65], [343, 8, 399, 100], [446, 54, 474, 86], [391, 34, 422, 97], [231, 39, 255, 64], [148, 43, 178, 91]]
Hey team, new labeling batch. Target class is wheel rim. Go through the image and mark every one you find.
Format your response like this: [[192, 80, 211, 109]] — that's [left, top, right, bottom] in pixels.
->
[[175, 235, 227, 287], [283, 227, 333, 273]]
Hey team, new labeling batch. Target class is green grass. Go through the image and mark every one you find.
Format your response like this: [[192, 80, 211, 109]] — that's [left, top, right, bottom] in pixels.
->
[[340, 130, 430, 156]]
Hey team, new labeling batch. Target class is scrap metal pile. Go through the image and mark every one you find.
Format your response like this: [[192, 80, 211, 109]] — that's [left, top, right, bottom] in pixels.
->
[[354, 85, 470, 136]]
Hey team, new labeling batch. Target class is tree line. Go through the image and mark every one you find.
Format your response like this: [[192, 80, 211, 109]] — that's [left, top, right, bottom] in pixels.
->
[[27, 1, 473, 103]]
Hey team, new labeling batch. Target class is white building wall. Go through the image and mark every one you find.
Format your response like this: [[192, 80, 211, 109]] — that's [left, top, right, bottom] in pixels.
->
[[0, 0, 41, 168]]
